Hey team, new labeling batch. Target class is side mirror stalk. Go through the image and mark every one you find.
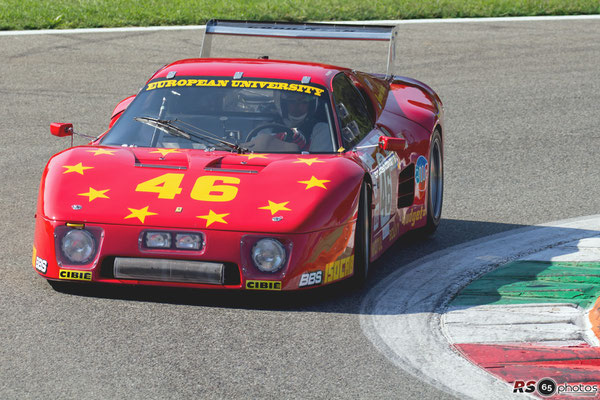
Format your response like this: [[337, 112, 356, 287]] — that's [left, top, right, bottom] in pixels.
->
[[50, 122, 98, 147]]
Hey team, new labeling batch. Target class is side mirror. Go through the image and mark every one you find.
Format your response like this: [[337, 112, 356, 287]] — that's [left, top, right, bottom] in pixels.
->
[[378, 136, 406, 152], [50, 122, 73, 137]]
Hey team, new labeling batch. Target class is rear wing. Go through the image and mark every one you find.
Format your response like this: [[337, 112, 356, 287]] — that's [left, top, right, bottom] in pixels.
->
[[200, 19, 398, 77]]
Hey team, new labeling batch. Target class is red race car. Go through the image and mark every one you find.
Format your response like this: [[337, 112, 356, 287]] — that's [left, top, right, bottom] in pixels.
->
[[33, 20, 444, 291]]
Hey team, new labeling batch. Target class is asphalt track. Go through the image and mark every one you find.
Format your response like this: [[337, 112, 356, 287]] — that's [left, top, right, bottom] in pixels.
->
[[1, 19, 599, 399]]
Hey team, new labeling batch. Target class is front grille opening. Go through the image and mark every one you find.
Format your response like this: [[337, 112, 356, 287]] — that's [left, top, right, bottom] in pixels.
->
[[99, 256, 241, 286]]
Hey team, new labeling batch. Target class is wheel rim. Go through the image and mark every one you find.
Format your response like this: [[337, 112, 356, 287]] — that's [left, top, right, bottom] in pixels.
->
[[429, 139, 443, 220]]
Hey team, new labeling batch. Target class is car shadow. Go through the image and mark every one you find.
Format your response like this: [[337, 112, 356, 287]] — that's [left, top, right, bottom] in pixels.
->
[[48, 218, 600, 314]]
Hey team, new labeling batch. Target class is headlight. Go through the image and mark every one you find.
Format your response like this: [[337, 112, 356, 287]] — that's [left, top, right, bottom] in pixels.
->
[[175, 233, 202, 250], [251, 238, 286, 273], [145, 232, 172, 248], [60, 229, 96, 263], [140, 231, 203, 250]]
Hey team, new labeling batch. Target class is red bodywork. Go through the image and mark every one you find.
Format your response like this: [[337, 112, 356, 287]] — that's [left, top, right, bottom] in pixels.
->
[[33, 58, 443, 291]]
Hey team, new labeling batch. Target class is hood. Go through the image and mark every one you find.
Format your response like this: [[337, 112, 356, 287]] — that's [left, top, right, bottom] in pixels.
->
[[39, 146, 364, 233]]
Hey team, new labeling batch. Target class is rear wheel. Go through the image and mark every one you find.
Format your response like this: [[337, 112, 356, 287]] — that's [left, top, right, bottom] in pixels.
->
[[423, 129, 443, 235], [349, 181, 371, 288]]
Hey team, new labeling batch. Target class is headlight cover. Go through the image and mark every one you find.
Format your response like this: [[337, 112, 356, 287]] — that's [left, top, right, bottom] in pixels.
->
[[175, 233, 202, 250], [145, 232, 172, 248], [251, 238, 286, 273], [60, 229, 96, 263]]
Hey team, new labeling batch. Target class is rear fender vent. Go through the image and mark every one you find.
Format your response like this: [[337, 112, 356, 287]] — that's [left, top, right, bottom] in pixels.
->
[[397, 163, 415, 208]]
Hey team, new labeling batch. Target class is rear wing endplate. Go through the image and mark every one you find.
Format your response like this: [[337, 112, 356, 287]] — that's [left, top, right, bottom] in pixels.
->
[[201, 19, 398, 77]]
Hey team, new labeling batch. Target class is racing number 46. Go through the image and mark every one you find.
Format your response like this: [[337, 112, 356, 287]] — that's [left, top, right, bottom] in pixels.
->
[[136, 173, 240, 202]]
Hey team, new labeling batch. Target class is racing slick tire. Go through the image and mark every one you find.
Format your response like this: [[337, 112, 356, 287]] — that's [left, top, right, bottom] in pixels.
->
[[422, 128, 443, 235], [348, 181, 371, 288]]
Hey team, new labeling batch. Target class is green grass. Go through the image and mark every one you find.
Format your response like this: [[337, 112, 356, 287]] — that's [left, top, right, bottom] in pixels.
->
[[0, 0, 598, 30]]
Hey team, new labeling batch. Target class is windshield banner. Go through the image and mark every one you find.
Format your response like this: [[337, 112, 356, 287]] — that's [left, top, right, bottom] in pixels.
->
[[146, 79, 325, 97]]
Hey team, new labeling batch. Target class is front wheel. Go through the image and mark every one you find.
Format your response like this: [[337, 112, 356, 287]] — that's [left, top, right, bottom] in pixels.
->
[[423, 129, 443, 235], [349, 181, 371, 288]]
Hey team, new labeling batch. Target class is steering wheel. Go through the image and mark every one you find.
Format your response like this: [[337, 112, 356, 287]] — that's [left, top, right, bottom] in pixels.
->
[[245, 123, 296, 142]]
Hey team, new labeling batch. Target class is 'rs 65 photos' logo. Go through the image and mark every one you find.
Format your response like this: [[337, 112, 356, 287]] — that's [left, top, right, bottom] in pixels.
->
[[512, 378, 598, 397], [513, 378, 556, 396]]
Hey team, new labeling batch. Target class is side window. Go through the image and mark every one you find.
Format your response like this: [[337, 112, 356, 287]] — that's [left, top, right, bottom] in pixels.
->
[[332, 73, 374, 149]]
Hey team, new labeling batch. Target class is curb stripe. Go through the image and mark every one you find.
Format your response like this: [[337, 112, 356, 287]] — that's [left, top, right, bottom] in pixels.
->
[[455, 343, 600, 387], [361, 215, 600, 399], [450, 261, 600, 308], [591, 298, 600, 343]]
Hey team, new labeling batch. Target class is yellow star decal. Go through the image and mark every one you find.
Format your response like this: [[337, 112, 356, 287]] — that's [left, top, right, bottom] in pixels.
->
[[150, 148, 180, 157], [239, 153, 268, 160], [87, 148, 116, 156], [197, 210, 229, 227], [124, 206, 157, 224], [298, 176, 330, 190], [62, 162, 93, 175], [259, 200, 291, 215], [78, 187, 110, 202], [294, 157, 324, 166]]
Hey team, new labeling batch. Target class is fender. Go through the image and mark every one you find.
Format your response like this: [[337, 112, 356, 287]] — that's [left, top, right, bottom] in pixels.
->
[[108, 95, 136, 128]]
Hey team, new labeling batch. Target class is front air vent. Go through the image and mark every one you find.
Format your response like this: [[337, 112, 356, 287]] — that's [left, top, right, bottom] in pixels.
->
[[204, 157, 261, 174]]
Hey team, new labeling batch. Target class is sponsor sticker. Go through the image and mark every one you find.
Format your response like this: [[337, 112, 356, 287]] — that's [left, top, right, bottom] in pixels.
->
[[146, 79, 325, 97], [245, 280, 282, 291], [323, 255, 354, 284], [298, 271, 323, 288], [32, 246, 48, 274], [35, 257, 48, 274], [59, 269, 92, 281], [402, 205, 427, 227], [371, 237, 383, 256], [415, 155, 428, 195]]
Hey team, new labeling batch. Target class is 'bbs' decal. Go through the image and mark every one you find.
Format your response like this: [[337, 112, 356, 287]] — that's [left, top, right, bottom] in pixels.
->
[[299, 271, 322, 288], [35, 257, 48, 274]]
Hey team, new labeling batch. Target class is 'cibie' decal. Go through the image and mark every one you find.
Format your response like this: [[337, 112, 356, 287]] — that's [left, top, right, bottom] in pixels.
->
[[245, 280, 282, 291], [146, 79, 325, 97], [323, 255, 354, 284], [59, 269, 92, 281], [135, 173, 240, 202]]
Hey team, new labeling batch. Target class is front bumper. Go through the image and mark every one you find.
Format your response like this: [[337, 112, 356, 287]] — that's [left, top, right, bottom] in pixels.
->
[[33, 216, 355, 291]]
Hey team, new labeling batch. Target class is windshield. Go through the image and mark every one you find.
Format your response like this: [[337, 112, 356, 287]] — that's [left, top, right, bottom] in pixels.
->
[[102, 77, 337, 154]]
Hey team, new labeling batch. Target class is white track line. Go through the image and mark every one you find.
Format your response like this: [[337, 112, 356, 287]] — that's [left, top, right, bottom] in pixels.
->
[[0, 25, 206, 36], [360, 215, 600, 400], [1, 15, 599, 36]]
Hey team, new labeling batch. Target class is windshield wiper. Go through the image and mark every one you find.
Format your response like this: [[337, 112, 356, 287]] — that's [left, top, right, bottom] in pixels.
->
[[133, 117, 248, 154]]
